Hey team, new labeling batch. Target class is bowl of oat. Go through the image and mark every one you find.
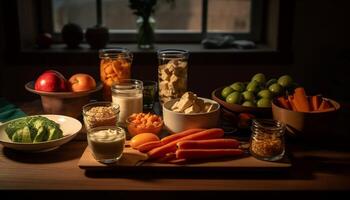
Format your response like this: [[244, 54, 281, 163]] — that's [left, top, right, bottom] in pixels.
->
[[82, 102, 120, 131]]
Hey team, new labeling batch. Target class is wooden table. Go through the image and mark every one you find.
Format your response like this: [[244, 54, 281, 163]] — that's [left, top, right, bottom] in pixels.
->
[[1, 100, 350, 198]]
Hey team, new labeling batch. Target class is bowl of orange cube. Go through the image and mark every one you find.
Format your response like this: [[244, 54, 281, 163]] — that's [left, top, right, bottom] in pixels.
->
[[126, 113, 164, 137], [272, 87, 341, 138]]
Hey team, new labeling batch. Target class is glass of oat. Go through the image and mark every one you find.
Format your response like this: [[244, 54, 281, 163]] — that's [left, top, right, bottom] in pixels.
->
[[82, 102, 120, 131]]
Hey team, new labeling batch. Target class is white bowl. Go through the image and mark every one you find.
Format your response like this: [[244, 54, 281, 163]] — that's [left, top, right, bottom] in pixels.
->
[[162, 98, 220, 133], [0, 115, 82, 152]]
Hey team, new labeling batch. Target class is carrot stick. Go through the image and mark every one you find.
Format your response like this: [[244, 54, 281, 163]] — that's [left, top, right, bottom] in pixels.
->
[[136, 141, 163, 153], [311, 95, 322, 111], [293, 87, 311, 112], [148, 128, 225, 160], [161, 128, 205, 145], [288, 95, 297, 111], [177, 139, 239, 150], [277, 96, 292, 110], [318, 99, 333, 111], [176, 149, 244, 160]]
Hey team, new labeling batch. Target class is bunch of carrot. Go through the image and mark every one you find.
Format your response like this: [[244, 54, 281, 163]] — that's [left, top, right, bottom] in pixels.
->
[[276, 87, 335, 112], [132, 128, 244, 163]]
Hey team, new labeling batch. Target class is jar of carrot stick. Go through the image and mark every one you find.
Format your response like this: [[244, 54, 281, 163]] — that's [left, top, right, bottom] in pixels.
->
[[99, 48, 133, 101]]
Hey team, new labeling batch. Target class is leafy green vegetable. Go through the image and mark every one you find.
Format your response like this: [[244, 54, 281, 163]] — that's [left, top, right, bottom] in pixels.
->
[[5, 116, 63, 143]]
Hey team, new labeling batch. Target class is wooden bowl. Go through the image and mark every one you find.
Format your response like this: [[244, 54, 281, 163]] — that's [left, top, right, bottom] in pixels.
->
[[272, 98, 341, 138], [25, 81, 103, 118], [211, 87, 271, 117]]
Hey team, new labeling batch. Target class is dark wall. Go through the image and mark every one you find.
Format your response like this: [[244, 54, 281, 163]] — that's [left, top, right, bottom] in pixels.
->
[[291, 0, 350, 101]]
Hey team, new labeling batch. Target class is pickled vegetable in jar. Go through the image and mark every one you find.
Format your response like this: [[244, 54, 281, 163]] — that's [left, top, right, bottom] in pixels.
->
[[157, 49, 189, 105], [99, 48, 133, 101]]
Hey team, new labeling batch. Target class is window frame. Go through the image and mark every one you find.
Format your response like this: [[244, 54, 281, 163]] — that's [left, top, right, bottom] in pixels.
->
[[40, 0, 265, 43]]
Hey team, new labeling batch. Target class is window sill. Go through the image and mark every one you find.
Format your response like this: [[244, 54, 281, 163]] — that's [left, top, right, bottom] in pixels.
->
[[13, 43, 292, 66]]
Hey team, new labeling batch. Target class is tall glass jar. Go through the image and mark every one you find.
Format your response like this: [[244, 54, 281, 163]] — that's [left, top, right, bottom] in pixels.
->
[[157, 49, 189, 105], [99, 48, 133, 101], [250, 119, 286, 161]]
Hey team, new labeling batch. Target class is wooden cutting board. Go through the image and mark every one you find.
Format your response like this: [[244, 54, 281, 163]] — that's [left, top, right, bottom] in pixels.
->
[[78, 145, 292, 171]]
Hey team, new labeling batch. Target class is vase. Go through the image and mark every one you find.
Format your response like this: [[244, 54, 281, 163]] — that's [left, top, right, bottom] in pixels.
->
[[136, 16, 155, 49]]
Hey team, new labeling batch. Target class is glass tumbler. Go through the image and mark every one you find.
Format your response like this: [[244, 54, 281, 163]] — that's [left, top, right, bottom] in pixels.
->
[[87, 126, 126, 164], [142, 80, 157, 110], [82, 101, 120, 131], [157, 49, 189, 105], [99, 48, 133, 101], [249, 119, 286, 161]]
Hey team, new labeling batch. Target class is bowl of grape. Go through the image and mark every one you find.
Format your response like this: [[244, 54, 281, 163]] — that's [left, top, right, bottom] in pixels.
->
[[212, 73, 297, 118]]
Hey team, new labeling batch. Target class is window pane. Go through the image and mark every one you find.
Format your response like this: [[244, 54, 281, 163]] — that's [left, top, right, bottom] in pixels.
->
[[154, 0, 201, 32], [208, 0, 251, 33], [52, 0, 97, 32], [102, 0, 137, 31], [103, 0, 202, 32]]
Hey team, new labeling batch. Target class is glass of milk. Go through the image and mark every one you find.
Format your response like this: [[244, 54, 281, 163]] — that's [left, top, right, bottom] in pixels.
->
[[111, 79, 143, 125], [87, 126, 126, 164]]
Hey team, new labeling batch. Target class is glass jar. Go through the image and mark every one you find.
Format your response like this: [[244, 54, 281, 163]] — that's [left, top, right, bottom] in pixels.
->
[[157, 49, 189, 105], [111, 79, 143, 125], [99, 48, 133, 101], [249, 119, 286, 161], [82, 101, 120, 131]]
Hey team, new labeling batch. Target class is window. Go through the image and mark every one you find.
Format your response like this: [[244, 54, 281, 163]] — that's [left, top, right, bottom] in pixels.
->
[[47, 0, 263, 43]]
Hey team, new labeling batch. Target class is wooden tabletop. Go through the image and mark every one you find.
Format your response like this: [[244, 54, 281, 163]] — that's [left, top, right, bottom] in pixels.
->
[[1, 100, 350, 197]]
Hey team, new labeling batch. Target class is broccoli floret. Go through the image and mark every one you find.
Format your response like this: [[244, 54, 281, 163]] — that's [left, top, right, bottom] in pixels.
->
[[33, 126, 47, 143], [6, 118, 27, 139], [6, 116, 63, 143]]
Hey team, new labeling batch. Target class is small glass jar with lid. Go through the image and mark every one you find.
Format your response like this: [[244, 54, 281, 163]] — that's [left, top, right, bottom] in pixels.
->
[[249, 119, 286, 161], [157, 49, 189, 105], [99, 48, 133, 101]]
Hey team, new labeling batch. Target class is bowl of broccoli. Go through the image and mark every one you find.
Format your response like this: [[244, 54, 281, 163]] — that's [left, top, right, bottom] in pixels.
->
[[0, 115, 82, 152]]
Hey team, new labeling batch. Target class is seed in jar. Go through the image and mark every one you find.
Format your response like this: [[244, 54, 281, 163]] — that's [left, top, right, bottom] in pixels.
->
[[251, 138, 283, 157], [85, 106, 118, 129]]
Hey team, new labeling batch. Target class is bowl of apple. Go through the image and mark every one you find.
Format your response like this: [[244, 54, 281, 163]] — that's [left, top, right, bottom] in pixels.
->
[[25, 70, 102, 118]]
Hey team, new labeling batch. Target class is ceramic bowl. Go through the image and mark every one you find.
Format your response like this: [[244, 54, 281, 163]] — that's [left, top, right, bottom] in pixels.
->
[[0, 114, 82, 152], [162, 97, 220, 133], [272, 98, 341, 138], [211, 87, 271, 117], [25, 81, 102, 118]]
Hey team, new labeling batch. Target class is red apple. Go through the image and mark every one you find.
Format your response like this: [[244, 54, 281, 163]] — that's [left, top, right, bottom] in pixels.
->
[[34, 70, 68, 92], [68, 73, 96, 92]]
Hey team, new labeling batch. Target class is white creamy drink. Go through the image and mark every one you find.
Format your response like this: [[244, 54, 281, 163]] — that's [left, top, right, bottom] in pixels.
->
[[111, 79, 143, 124], [88, 128, 125, 163], [112, 93, 143, 124]]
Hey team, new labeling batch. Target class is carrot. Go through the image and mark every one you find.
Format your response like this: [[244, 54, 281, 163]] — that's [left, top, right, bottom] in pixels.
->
[[161, 128, 205, 145], [136, 140, 163, 153], [148, 128, 225, 160], [177, 139, 239, 150], [277, 96, 291, 110], [311, 95, 322, 111], [318, 99, 333, 111], [288, 95, 297, 111], [176, 149, 244, 160], [293, 87, 311, 112]]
